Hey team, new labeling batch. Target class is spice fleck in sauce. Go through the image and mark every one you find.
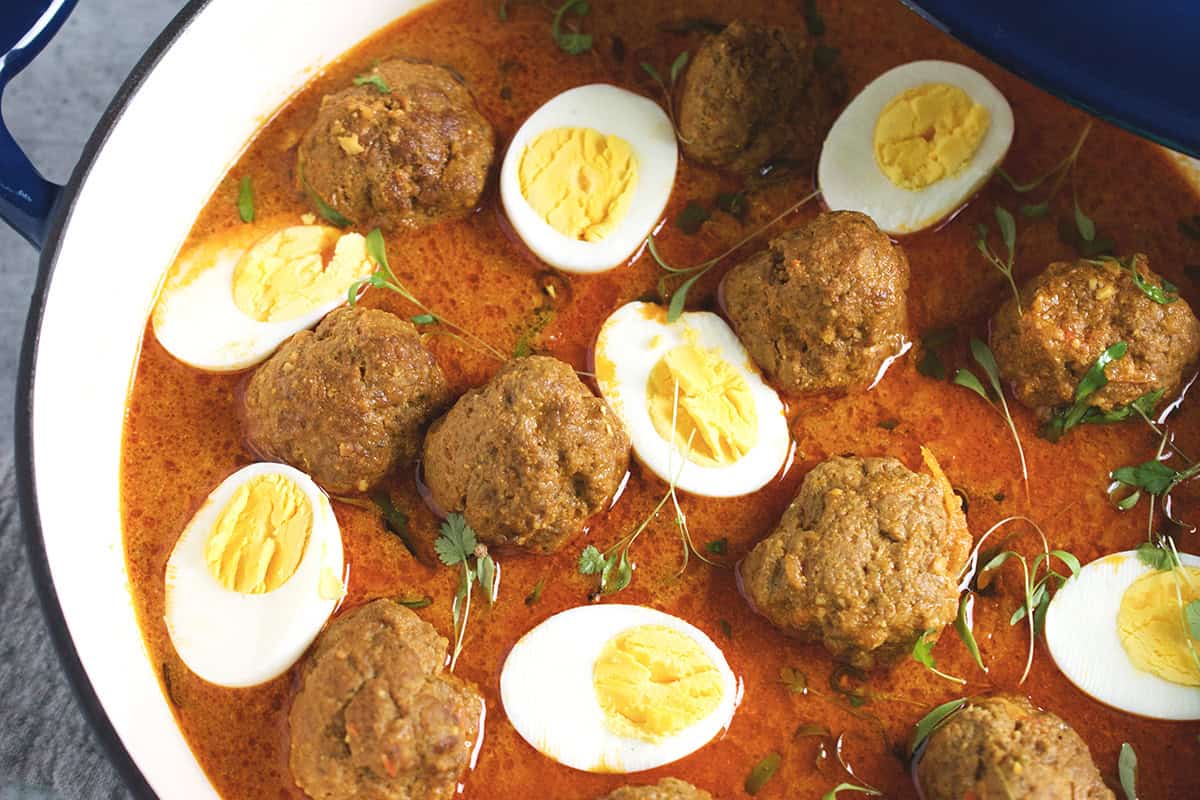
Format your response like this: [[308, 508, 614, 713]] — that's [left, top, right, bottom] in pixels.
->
[[121, 0, 1200, 797]]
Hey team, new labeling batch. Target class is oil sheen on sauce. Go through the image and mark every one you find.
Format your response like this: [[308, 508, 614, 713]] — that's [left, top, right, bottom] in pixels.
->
[[120, 0, 1200, 797]]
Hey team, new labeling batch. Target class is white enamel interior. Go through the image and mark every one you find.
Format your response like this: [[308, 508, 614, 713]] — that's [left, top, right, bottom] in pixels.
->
[[29, 1, 428, 796], [22, 1, 1200, 797]]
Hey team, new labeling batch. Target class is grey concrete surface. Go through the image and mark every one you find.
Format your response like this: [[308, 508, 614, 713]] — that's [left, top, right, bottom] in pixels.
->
[[0, 2, 190, 797]]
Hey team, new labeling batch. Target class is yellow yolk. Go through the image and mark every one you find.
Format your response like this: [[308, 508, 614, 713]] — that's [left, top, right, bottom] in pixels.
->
[[593, 625, 724, 742], [518, 127, 638, 241], [873, 83, 990, 191], [231, 226, 373, 322], [646, 342, 758, 467], [205, 473, 313, 594], [1118, 566, 1200, 686]]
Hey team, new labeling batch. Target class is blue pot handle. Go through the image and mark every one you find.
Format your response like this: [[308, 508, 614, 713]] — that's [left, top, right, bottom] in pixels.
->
[[0, 0, 79, 250]]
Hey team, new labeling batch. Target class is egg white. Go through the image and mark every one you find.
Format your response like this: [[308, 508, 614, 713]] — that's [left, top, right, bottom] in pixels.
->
[[818, 60, 1014, 235], [500, 604, 740, 774], [151, 223, 370, 372], [594, 301, 790, 498], [1044, 549, 1200, 721], [500, 84, 678, 274], [164, 462, 345, 688]]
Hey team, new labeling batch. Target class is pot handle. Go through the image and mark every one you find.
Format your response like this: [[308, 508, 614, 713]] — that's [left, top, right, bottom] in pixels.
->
[[0, 0, 79, 249]]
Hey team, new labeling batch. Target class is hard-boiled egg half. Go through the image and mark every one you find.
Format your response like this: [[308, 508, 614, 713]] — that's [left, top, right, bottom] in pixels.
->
[[594, 301, 790, 498], [500, 604, 739, 773], [500, 84, 678, 274], [819, 61, 1014, 235], [1044, 549, 1200, 720], [152, 221, 375, 371], [164, 462, 345, 688]]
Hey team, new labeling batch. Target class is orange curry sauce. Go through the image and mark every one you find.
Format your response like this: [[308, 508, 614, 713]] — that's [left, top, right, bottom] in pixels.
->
[[121, 0, 1200, 797]]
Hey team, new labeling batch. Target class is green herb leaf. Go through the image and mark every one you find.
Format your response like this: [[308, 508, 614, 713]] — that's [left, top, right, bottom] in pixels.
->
[[803, 0, 826, 36], [305, 180, 351, 227], [1074, 192, 1096, 242], [639, 61, 662, 83], [476, 554, 496, 602], [744, 752, 782, 795], [498, 0, 510, 21], [1119, 742, 1138, 800], [908, 698, 966, 758], [1187, 600, 1200, 640], [1051, 549, 1082, 579], [952, 368, 990, 403], [1041, 341, 1128, 441], [794, 723, 831, 739], [551, 0, 592, 55], [917, 326, 956, 381], [1180, 215, 1200, 241], [435, 514, 477, 566], [366, 228, 391, 275], [1112, 460, 1181, 495], [996, 205, 1017, 254], [411, 313, 436, 325], [779, 666, 807, 694], [368, 491, 418, 556], [1020, 201, 1049, 218], [1136, 540, 1179, 571], [1128, 260, 1179, 304], [603, 549, 633, 593], [395, 595, 433, 609], [667, 271, 702, 322], [878, 418, 900, 431], [578, 545, 606, 575], [718, 618, 732, 638], [237, 175, 255, 223], [716, 191, 747, 220], [955, 593, 985, 670], [354, 73, 391, 94], [1114, 489, 1142, 511], [705, 538, 728, 555], [675, 200, 711, 234], [669, 51, 689, 84], [911, 630, 936, 669], [821, 783, 882, 800], [524, 578, 545, 606]]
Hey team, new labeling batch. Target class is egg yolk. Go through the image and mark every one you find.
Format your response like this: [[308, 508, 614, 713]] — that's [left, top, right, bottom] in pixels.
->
[[593, 625, 724, 742], [647, 342, 758, 467], [232, 226, 373, 322], [1117, 566, 1200, 686], [205, 473, 313, 594], [518, 127, 638, 242], [873, 83, 990, 191]]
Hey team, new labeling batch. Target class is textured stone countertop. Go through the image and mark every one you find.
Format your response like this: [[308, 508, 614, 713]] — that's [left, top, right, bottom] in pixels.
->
[[0, 2, 187, 798]]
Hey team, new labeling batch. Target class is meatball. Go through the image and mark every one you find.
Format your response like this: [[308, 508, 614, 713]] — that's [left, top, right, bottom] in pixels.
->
[[288, 600, 483, 800], [917, 695, 1113, 800], [723, 211, 910, 394], [738, 455, 971, 669], [298, 59, 494, 230], [422, 356, 629, 554], [991, 255, 1200, 415], [677, 20, 843, 175], [597, 778, 714, 800], [243, 307, 451, 494]]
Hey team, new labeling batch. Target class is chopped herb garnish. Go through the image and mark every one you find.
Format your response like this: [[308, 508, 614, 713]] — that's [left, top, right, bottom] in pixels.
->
[[976, 206, 1022, 312], [1041, 343, 1165, 441], [1118, 742, 1138, 800], [916, 326, 956, 381], [675, 200, 711, 234], [744, 752, 782, 795], [236, 175, 255, 223], [822, 784, 881, 800], [794, 723, 831, 739], [718, 618, 732, 638], [395, 595, 433, 609], [353, 72, 391, 94], [1057, 215, 1114, 258], [305, 179, 351, 228], [1136, 539, 1180, 571], [911, 630, 965, 685], [1086, 255, 1179, 305], [953, 338, 1028, 483], [878, 418, 900, 431], [649, 189, 821, 322], [435, 513, 497, 671], [551, 0, 592, 55], [907, 698, 966, 758], [524, 577, 545, 606], [1073, 190, 1096, 242], [411, 313, 436, 325], [1179, 215, 1200, 241], [779, 666, 808, 694], [669, 50, 690, 84], [368, 490, 418, 556], [705, 538, 727, 555], [716, 191, 747, 220], [954, 593, 985, 670]]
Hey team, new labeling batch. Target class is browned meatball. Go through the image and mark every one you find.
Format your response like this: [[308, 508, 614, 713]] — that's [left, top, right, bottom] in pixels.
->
[[723, 211, 910, 394], [738, 455, 971, 669], [422, 356, 629, 554], [992, 255, 1200, 415], [289, 600, 483, 800], [298, 60, 494, 230], [597, 778, 714, 800], [917, 695, 1114, 800], [677, 20, 843, 175], [244, 307, 451, 494]]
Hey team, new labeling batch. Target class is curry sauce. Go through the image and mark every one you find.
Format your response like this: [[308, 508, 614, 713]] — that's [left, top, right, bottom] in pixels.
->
[[121, 0, 1200, 797]]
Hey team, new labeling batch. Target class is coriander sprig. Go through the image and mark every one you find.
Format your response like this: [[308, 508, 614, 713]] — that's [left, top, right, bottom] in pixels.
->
[[907, 697, 966, 758], [435, 513, 498, 672], [641, 52, 690, 144], [975, 206, 1021, 313], [997, 120, 1092, 214], [911, 630, 965, 685], [953, 337, 1028, 484], [648, 189, 821, 322], [348, 228, 507, 362], [1041, 341, 1165, 442], [1085, 255, 1180, 305], [551, 0, 591, 54]]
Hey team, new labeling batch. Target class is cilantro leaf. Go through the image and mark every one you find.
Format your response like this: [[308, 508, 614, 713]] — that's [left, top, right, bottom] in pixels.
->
[[1136, 541, 1180, 571], [435, 513, 477, 566], [1112, 460, 1182, 495], [578, 545, 606, 575], [237, 175, 255, 223], [675, 200, 711, 234], [744, 752, 782, 795], [353, 73, 391, 94], [551, 0, 592, 55], [1119, 742, 1138, 800], [368, 491, 417, 556], [908, 698, 966, 758]]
